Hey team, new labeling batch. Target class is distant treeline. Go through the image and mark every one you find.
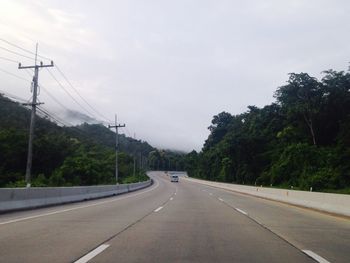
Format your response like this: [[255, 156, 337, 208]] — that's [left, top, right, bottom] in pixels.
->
[[182, 68, 350, 193], [0, 95, 152, 187]]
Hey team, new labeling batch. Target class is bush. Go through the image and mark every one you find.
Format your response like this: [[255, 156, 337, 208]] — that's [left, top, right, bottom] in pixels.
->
[[266, 143, 339, 190]]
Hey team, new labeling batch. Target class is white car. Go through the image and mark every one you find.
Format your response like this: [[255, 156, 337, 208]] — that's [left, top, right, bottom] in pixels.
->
[[170, 174, 179, 182]]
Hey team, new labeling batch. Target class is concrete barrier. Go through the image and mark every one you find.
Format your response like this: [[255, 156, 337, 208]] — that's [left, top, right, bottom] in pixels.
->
[[184, 177, 350, 217], [0, 180, 152, 213]]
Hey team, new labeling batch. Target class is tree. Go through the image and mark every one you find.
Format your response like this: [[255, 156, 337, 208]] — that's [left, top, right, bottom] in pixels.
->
[[275, 73, 323, 145]]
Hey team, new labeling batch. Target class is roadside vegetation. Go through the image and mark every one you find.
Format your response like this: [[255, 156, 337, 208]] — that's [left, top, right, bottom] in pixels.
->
[[0, 95, 152, 187], [181, 68, 350, 193]]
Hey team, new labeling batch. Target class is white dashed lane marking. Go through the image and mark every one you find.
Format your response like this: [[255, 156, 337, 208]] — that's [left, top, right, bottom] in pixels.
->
[[235, 208, 248, 215], [154, 206, 163, 213], [302, 250, 330, 263], [74, 244, 110, 263]]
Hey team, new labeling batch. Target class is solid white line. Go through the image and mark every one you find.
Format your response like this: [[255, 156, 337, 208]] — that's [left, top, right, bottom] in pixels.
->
[[302, 250, 330, 263], [218, 198, 224, 202], [0, 179, 160, 226], [74, 244, 110, 263], [235, 208, 248, 215], [154, 206, 163, 212]]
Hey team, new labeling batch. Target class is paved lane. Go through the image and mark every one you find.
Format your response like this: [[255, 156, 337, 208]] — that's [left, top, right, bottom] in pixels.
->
[[185, 178, 350, 263], [0, 172, 174, 263], [1, 172, 348, 262], [91, 173, 313, 263]]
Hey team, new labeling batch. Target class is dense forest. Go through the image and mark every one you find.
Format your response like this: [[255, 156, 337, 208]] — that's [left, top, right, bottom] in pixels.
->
[[0, 95, 153, 187], [148, 149, 186, 171], [3, 67, 350, 192], [183, 68, 350, 193]]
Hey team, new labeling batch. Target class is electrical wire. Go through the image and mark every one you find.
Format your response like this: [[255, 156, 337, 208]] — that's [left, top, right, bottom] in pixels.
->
[[120, 126, 132, 138], [0, 38, 52, 61], [39, 84, 71, 113], [0, 86, 101, 141], [0, 65, 99, 129], [0, 38, 111, 124], [46, 68, 97, 119], [0, 66, 31, 82], [0, 46, 35, 61], [23, 70, 74, 123], [36, 105, 96, 139], [0, 56, 20, 64], [55, 64, 113, 123], [0, 39, 113, 128], [0, 89, 28, 103], [36, 106, 71, 127]]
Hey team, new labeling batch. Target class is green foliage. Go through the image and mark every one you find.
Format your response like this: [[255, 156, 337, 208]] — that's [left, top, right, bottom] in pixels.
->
[[121, 171, 149, 184], [184, 67, 350, 193], [148, 149, 186, 171], [0, 94, 151, 187], [265, 143, 340, 190], [51, 145, 115, 186]]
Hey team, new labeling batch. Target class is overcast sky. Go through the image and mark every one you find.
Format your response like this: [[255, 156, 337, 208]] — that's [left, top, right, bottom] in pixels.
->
[[1, 0, 350, 152]]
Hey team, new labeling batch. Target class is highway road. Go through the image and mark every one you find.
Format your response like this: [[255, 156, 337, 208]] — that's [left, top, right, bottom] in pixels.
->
[[0, 171, 349, 262]]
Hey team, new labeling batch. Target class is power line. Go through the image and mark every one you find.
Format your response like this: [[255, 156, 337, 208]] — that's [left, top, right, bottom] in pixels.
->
[[0, 39, 112, 124], [0, 66, 31, 82], [120, 126, 132, 138], [0, 89, 68, 127], [0, 46, 35, 61], [39, 84, 72, 113], [0, 89, 29, 103], [0, 90, 101, 140], [25, 69, 101, 128], [36, 106, 75, 127], [55, 64, 113, 123], [46, 68, 97, 119], [0, 38, 51, 61], [36, 105, 105, 143], [0, 56, 20, 64]]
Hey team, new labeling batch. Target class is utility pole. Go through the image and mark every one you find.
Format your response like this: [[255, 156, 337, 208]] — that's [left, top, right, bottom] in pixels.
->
[[139, 152, 142, 181], [108, 115, 125, 184], [19, 44, 54, 187], [133, 133, 136, 178]]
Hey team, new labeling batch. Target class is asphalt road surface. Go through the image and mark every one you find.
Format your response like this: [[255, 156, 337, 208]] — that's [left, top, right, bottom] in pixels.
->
[[0, 171, 349, 263]]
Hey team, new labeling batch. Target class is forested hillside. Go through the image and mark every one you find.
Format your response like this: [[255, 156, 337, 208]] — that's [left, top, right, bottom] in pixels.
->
[[0, 95, 153, 187], [184, 68, 350, 193]]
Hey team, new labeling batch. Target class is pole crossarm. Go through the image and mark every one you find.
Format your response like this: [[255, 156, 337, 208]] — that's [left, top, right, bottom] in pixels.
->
[[22, 102, 44, 106], [18, 61, 54, 69], [108, 124, 126, 129]]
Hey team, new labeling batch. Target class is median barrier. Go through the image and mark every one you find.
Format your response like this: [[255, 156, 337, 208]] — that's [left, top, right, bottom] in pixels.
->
[[0, 180, 152, 213], [184, 177, 350, 217]]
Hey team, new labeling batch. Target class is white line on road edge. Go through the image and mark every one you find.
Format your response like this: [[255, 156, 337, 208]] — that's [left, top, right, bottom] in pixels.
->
[[218, 198, 224, 202], [235, 208, 248, 215], [0, 179, 160, 226], [154, 206, 163, 212], [74, 244, 110, 263], [302, 250, 330, 263]]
